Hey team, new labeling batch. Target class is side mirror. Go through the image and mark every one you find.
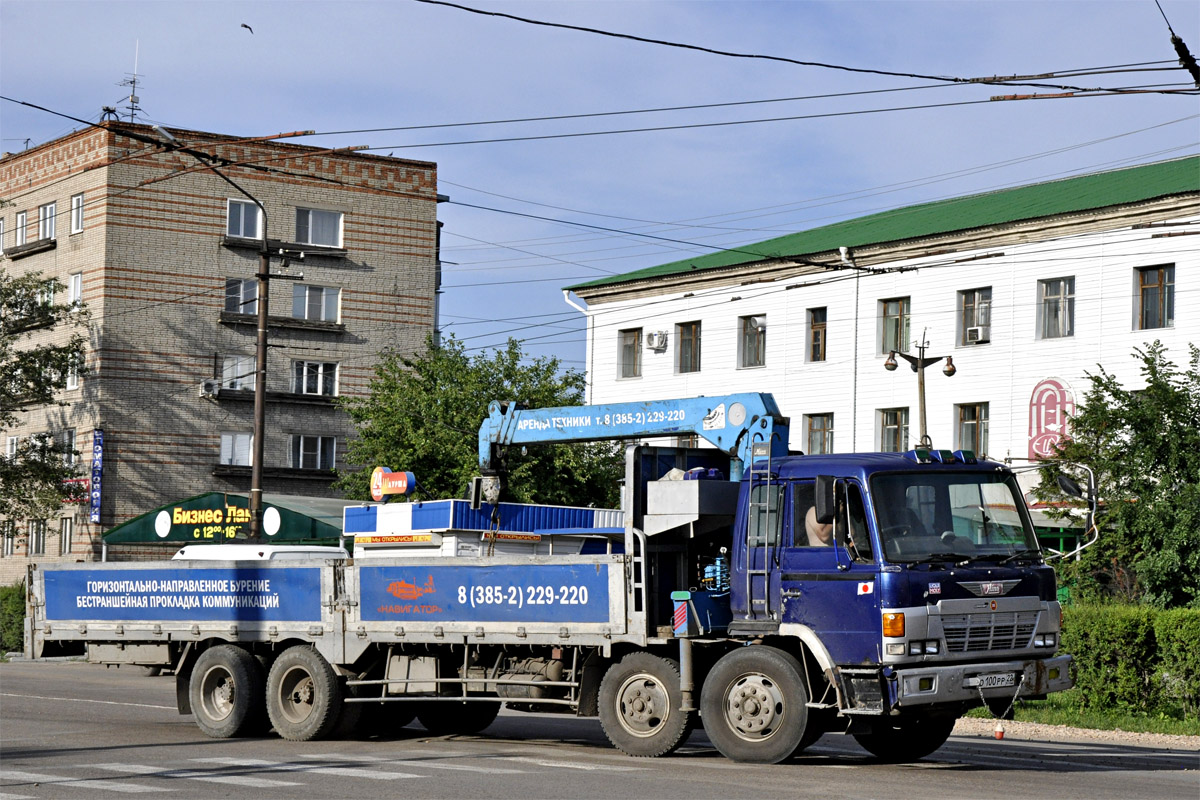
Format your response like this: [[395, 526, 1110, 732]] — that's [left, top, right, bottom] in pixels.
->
[[815, 475, 836, 524], [1056, 473, 1083, 498]]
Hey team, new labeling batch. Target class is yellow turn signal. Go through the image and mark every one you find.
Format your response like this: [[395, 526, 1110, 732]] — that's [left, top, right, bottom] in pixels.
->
[[883, 612, 905, 637]]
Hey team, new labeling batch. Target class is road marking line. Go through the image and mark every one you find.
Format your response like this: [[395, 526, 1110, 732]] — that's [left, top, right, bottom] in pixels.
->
[[498, 756, 646, 771], [0, 769, 159, 793], [190, 757, 422, 780], [0, 693, 175, 711], [0, 792, 37, 799], [305, 753, 526, 774], [96, 763, 301, 788]]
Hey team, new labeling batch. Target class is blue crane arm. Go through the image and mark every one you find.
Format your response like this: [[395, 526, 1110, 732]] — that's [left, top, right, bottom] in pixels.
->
[[478, 393, 790, 479]]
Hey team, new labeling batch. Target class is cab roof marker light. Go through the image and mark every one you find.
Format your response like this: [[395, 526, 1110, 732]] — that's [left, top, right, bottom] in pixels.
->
[[953, 449, 978, 464], [930, 450, 957, 464], [905, 449, 933, 464]]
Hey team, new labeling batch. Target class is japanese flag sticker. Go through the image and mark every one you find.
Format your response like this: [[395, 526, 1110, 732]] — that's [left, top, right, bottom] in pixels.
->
[[857, 581, 874, 595]]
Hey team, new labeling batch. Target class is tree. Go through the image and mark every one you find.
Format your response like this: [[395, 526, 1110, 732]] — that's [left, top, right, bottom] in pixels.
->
[[1039, 343, 1200, 609], [1, 269, 89, 521], [336, 336, 623, 508]]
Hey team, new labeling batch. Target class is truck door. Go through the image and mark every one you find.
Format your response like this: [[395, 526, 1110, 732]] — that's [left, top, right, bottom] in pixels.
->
[[778, 479, 880, 664]]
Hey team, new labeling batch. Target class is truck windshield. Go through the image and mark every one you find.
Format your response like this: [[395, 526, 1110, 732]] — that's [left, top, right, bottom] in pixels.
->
[[869, 472, 1040, 563]]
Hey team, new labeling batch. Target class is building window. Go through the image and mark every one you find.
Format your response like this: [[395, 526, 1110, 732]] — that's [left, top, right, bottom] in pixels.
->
[[5, 436, 17, 461], [59, 517, 73, 556], [64, 354, 80, 391], [220, 432, 253, 466], [618, 328, 641, 379], [739, 315, 766, 369], [808, 308, 827, 362], [296, 208, 342, 247], [1, 521, 14, 557], [293, 361, 337, 396], [880, 408, 909, 452], [221, 354, 256, 391], [959, 287, 992, 345], [70, 193, 85, 234], [957, 403, 989, 455], [1038, 277, 1074, 339], [38, 202, 56, 240], [291, 435, 336, 470], [68, 272, 83, 310], [1136, 265, 1174, 330], [28, 519, 46, 556], [676, 321, 701, 374], [292, 284, 340, 322], [806, 414, 834, 454], [0, 218, 5, 247], [227, 199, 261, 239], [15, 211, 27, 246], [224, 278, 257, 315], [880, 297, 910, 354], [55, 429, 76, 466]]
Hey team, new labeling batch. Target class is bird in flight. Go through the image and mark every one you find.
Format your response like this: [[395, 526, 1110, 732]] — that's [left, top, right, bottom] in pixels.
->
[[241, 23, 254, 33]]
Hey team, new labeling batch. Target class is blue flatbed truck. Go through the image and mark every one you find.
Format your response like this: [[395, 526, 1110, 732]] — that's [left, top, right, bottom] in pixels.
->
[[25, 393, 1073, 763]]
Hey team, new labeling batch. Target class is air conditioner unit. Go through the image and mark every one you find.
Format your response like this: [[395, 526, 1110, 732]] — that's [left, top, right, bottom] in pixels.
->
[[199, 379, 220, 398], [966, 326, 990, 344], [645, 331, 668, 350]]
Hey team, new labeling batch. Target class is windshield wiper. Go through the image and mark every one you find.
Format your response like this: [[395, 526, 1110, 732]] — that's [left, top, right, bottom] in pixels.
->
[[998, 549, 1043, 565], [902, 552, 971, 566]]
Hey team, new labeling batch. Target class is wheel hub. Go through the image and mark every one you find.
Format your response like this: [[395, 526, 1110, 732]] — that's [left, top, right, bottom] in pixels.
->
[[617, 674, 669, 738], [725, 675, 784, 740]]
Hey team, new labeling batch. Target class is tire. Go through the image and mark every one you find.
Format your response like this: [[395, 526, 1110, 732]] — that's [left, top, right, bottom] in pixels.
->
[[189, 644, 265, 739], [597, 652, 695, 758], [266, 645, 343, 741], [793, 707, 835, 755], [140, 666, 163, 677], [852, 713, 957, 762], [417, 701, 501, 736], [699, 646, 809, 764]]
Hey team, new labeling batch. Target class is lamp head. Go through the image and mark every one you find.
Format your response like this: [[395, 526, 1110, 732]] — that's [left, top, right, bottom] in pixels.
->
[[883, 351, 898, 371]]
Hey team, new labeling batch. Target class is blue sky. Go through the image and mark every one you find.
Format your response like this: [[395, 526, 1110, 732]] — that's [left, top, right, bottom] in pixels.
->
[[3, 0, 1198, 370]]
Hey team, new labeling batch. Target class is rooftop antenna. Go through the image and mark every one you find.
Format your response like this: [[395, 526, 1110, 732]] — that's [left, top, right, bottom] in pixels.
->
[[118, 40, 143, 122]]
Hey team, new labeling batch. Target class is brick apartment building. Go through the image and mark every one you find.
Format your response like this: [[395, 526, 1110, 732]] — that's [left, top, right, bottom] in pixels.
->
[[1, 123, 439, 583]]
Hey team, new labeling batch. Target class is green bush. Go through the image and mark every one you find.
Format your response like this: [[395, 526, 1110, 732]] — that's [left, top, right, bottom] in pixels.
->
[[1061, 605, 1159, 712], [0, 581, 26, 654], [1154, 609, 1200, 716]]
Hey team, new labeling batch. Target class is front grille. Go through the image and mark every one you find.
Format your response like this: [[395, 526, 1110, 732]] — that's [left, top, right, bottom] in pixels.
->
[[941, 611, 1038, 653]]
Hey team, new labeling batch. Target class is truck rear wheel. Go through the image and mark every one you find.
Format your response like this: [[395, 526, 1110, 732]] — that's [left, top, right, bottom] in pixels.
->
[[852, 713, 957, 762], [699, 646, 808, 764], [266, 645, 343, 741], [417, 701, 500, 735], [598, 652, 695, 757], [190, 644, 265, 739]]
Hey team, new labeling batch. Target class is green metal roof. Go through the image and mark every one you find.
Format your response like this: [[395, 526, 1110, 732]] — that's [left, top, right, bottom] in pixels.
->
[[568, 156, 1200, 291]]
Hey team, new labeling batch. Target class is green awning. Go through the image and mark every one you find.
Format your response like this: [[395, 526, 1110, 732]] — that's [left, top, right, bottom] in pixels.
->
[[102, 492, 359, 544]]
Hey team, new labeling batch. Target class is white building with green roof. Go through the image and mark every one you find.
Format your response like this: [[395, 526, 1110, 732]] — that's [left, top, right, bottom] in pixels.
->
[[566, 156, 1198, 469]]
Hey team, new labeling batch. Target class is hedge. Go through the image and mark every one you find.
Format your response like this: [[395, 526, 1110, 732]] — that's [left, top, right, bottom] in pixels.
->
[[1062, 604, 1200, 717], [0, 582, 25, 654]]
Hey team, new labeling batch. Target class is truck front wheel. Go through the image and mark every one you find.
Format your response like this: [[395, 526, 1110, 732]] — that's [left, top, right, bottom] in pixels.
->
[[266, 645, 343, 741], [852, 713, 957, 762], [699, 646, 808, 764], [189, 644, 265, 739], [598, 652, 695, 757]]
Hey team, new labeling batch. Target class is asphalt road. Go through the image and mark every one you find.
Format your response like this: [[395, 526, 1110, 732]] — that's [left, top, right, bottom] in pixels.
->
[[1, 660, 1196, 800]]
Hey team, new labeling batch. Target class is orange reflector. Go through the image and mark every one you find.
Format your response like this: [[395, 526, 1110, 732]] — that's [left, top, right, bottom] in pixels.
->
[[882, 612, 905, 637]]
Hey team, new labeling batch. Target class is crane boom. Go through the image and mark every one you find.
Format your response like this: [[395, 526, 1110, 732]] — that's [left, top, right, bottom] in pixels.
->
[[478, 393, 790, 479]]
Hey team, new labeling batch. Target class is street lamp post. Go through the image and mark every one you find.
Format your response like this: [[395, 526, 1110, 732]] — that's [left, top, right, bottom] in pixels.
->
[[883, 337, 956, 449]]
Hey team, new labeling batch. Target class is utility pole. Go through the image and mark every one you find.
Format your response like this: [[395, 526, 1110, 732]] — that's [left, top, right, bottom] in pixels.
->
[[883, 333, 957, 449]]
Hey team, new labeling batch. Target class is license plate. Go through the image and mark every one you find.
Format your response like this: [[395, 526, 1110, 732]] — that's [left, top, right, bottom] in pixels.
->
[[968, 672, 1015, 689]]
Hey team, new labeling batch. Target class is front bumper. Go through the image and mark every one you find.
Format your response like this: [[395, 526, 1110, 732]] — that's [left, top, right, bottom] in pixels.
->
[[891, 654, 1072, 707]]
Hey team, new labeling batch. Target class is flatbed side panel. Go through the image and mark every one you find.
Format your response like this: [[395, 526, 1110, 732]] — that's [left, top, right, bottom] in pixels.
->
[[346, 555, 628, 643], [29, 561, 340, 656]]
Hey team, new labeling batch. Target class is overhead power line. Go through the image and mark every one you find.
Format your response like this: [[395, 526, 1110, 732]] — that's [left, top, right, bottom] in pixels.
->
[[414, 0, 1193, 95]]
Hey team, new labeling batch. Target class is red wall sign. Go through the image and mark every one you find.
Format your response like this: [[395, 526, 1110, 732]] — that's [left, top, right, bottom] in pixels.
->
[[1028, 378, 1076, 460]]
